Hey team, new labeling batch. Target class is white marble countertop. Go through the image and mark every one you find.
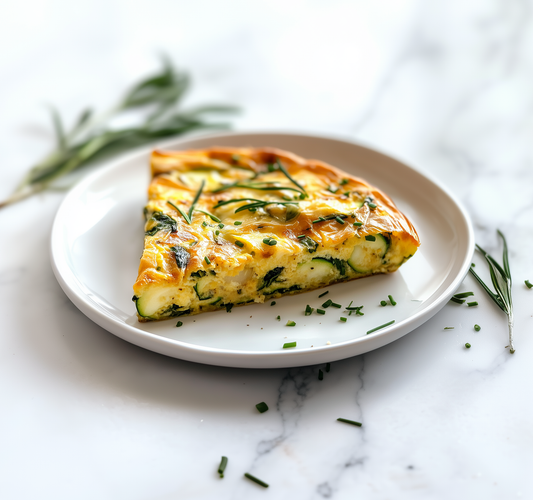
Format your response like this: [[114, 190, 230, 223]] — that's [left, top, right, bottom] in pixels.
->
[[1, 1, 533, 498]]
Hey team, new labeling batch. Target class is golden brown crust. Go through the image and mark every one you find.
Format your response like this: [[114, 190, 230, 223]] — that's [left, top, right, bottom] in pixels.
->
[[134, 147, 420, 321]]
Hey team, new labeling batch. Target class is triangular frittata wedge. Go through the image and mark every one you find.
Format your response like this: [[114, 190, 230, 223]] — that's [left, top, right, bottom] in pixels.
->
[[133, 148, 420, 321]]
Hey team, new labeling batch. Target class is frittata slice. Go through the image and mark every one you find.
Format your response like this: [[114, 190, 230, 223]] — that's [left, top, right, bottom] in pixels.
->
[[133, 147, 420, 321]]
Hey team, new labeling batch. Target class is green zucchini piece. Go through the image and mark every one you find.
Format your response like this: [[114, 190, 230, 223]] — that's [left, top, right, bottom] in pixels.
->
[[194, 276, 216, 301], [296, 258, 337, 282], [348, 234, 390, 273], [135, 288, 185, 319]]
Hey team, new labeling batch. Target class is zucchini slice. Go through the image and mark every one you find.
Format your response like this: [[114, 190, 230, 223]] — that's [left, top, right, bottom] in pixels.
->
[[194, 276, 216, 301], [296, 258, 337, 283], [348, 234, 390, 273]]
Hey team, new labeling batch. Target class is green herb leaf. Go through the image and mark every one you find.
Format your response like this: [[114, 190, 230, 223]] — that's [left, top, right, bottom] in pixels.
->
[[469, 230, 514, 353], [337, 418, 362, 427], [218, 456, 228, 478], [255, 402, 269, 413], [244, 473, 269, 488], [1, 56, 237, 209]]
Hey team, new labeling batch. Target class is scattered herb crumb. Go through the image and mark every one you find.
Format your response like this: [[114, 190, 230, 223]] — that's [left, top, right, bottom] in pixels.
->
[[244, 473, 269, 488], [467, 301, 479, 307], [305, 305, 314, 316], [276, 315, 280, 321], [388, 294, 397, 306], [337, 418, 362, 427], [176, 321, 183, 327], [444, 327, 454, 330], [286, 320, 296, 327], [465, 343, 471, 349], [283, 341, 296, 348], [255, 402, 269, 413], [380, 300, 387, 307], [270, 301, 276, 306], [316, 309, 326, 315], [525, 280, 533, 289], [218, 456, 228, 478], [319, 291, 329, 298], [474, 324, 481, 332], [340, 317, 347, 322]]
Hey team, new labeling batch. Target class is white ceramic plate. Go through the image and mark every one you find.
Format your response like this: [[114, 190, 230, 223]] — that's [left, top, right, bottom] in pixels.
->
[[51, 132, 474, 368]]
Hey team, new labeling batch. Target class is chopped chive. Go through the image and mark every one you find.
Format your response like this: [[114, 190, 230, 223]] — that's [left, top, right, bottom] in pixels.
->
[[326, 363, 330, 372], [467, 301, 478, 307], [283, 341, 296, 348], [176, 321, 183, 327], [367, 202, 377, 209], [337, 418, 362, 427], [297, 234, 306, 239], [471, 263, 475, 267], [231, 154, 240, 162], [331, 302, 342, 308], [444, 327, 454, 330], [263, 237, 277, 246], [225, 303, 234, 313], [234, 221, 242, 225], [380, 300, 387, 307], [244, 473, 269, 488], [316, 309, 326, 315], [204, 256, 211, 264], [312, 218, 322, 224], [465, 343, 471, 349], [235, 240, 244, 247], [276, 158, 307, 196], [365, 235, 376, 241], [218, 456, 228, 478], [343, 191, 350, 196], [255, 402, 269, 413], [318, 369, 323, 380], [388, 295, 397, 306], [474, 324, 481, 331], [286, 321, 296, 327], [215, 230, 220, 235], [340, 317, 347, 322], [450, 297, 465, 304], [525, 280, 533, 289], [453, 291, 474, 299], [322, 299, 333, 308], [267, 163, 276, 172], [335, 216, 345, 225], [271, 301, 276, 306], [340, 179, 349, 185], [202, 221, 208, 227], [305, 305, 314, 316], [195, 209, 221, 223], [218, 223, 224, 229], [276, 315, 280, 321], [318, 291, 329, 298], [353, 222, 363, 227], [367, 320, 395, 334]]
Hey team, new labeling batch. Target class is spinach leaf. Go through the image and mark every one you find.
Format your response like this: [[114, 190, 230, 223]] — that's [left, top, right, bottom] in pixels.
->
[[299, 236, 318, 253], [145, 211, 177, 236], [258, 267, 284, 291], [170, 246, 190, 269]]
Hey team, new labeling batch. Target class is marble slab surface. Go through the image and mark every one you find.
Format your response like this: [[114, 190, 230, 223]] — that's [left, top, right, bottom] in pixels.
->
[[1, 1, 532, 499]]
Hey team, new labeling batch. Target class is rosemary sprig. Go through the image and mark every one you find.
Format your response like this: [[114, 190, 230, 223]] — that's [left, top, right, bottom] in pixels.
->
[[469, 230, 515, 353], [1, 56, 238, 209], [211, 181, 303, 194], [213, 198, 299, 213]]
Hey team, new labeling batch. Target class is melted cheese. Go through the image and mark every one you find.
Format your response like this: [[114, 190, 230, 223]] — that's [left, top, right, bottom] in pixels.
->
[[133, 147, 420, 321]]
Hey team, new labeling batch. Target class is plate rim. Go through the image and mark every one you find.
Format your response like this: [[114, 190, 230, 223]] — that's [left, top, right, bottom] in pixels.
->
[[50, 130, 475, 368]]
